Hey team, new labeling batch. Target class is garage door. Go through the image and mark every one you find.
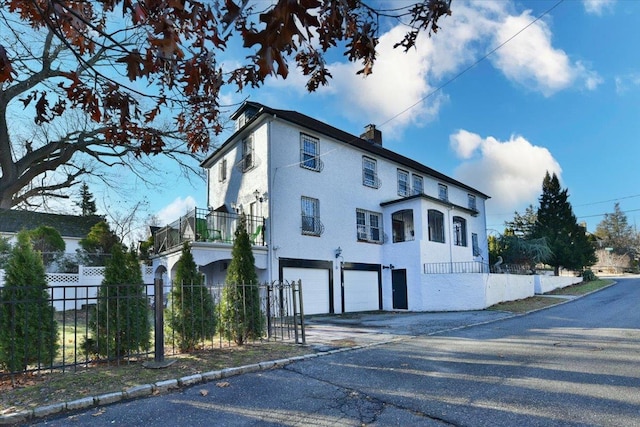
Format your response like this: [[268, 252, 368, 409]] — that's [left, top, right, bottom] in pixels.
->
[[343, 270, 380, 312], [282, 267, 330, 315]]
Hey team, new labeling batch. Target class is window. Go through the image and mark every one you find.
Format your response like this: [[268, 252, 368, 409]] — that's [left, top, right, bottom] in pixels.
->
[[218, 158, 227, 182], [356, 209, 383, 243], [397, 169, 409, 196], [468, 194, 477, 211], [472, 233, 480, 256], [300, 134, 321, 171], [438, 183, 448, 201], [301, 197, 322, 236], [412, 175, 423, 195], [392, 209, 414, 243], [453, 216, 467, 246], [242, 136, 254, 171], [428, 209, 445, 243], [362, 157, 379, 188]]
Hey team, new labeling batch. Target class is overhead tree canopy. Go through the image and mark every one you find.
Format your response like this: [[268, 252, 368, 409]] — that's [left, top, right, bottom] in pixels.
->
[[0, 0, 451, 208]]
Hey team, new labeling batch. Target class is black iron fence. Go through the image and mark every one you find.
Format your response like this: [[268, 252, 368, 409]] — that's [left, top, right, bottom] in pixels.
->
[[0, 281, 303, 377], [423, 261, 541, 275]]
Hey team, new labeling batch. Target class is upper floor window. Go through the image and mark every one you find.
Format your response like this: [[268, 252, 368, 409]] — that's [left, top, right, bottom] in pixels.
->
[[218, 158, 227, 182], [397, 169, 409, 197], [356, 209, 383, 243], [301, 196, 322, 236], [438, 183, 448, 201], [428, 209, 445, 243], [300, 134, 321, 172], [242, 136, 254, 172], [453, 216, 467, 246], [392, 209, 414, 243], [412, 175, 423, 195], [362, 157, 380, 188], [468, 194, 477, 211], [472, 233, 480, 256]]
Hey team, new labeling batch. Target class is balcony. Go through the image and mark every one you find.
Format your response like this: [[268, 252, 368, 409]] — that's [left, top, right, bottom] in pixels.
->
[[153, 208, 265, 254]]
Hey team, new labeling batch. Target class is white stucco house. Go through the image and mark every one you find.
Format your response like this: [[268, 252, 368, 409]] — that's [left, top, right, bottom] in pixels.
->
[[151, 101, 491, 315]]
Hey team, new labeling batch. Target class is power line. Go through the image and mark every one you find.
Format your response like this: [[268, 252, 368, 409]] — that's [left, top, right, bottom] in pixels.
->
[[377, 0, 566, 130]]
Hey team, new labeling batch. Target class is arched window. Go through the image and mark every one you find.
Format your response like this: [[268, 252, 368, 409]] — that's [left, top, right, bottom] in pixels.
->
[[392, 209, 414, 243], [453, 216, 467, 246], [428, 209, 445, 243]]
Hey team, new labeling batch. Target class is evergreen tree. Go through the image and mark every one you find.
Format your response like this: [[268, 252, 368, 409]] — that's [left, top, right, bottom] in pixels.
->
[[168, 242, 216, 352], [532, 172, 596, 275], [0, 231, 58, 372], [78, 221, 119, 266], [595, 202, 638, 256], [219, 215, 264, 345], [87, 244, 150, 357], [76, 183, 98, 217], [28, 225, 66, 268]]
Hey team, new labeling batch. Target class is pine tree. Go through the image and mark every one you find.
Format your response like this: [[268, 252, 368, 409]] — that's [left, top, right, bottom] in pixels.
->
[[532, 172, 596, 275], [168, 242, 216, 352], [595, 202, 638, 256], [78, 221, 119, 266], [76, 182, 98, 217], [87, 244, 150, 357], [0, 231, 59, 372], [219, 215, 264, 345]]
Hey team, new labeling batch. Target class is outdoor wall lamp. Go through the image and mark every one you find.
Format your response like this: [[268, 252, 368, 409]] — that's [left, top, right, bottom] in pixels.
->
[[335, 247, 342, 259], [253, 189, 267, 203]]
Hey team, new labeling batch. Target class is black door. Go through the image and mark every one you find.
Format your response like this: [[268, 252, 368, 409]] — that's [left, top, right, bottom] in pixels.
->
[[392, 269, 408, 310]]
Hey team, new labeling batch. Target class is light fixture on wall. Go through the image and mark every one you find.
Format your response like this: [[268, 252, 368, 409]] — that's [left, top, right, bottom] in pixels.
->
[[335, 247, 342, 259], [383, 264, 395, 270], [254, 189, 267, 203]]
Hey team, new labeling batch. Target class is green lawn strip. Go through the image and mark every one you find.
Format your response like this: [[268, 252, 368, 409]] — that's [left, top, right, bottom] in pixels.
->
[[488, 278, 615, 313], [0, 342, 312, 414]]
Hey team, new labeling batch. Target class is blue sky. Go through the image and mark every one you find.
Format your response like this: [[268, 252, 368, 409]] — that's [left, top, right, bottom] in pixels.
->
[[147, 0, 640, 236]]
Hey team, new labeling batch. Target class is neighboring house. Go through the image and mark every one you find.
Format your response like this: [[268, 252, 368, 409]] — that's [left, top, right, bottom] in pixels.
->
[[0, 209, 102, 253], [151, 102, 491, 314]]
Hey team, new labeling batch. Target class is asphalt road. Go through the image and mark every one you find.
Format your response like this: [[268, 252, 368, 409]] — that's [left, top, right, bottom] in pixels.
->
[[32, 277, 640, 426]]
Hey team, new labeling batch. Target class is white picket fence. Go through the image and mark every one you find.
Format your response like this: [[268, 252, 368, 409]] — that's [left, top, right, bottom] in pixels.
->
[[0, 265, 155, 311]]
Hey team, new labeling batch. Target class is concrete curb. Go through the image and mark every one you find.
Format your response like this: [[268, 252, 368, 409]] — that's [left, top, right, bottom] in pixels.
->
[[0, 279, 616, 425]]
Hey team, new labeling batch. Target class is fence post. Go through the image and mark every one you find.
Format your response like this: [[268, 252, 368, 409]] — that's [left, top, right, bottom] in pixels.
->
[[153, 278, 165, 363], [297, 279, 305, 344], [266, 282, 272, 339]]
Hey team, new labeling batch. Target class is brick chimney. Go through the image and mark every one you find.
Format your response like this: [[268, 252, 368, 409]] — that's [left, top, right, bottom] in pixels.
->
[[361, 124, 382, 146]]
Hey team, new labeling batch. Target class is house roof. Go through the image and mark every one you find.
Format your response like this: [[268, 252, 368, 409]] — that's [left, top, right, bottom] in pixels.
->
[[202, 101, 490, 199], [0, 209, 103, 238]]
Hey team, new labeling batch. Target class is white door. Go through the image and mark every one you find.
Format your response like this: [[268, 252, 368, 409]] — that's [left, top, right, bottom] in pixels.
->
[[343, 270, 379, 312], [283, 267, 330, 315]]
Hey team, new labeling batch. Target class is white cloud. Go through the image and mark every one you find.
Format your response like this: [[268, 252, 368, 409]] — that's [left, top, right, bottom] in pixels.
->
[[450, 130, 562, 215], [156, 196, 197, 225], [615, 73, 640, 94], [582, 0, 616, 15], [490, 11, 601, 95]]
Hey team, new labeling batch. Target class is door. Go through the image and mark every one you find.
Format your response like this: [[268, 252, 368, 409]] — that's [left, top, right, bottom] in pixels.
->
[[392, 269, 408, 310], [282, 267, 330, 315], [343, 270, 380, 312]]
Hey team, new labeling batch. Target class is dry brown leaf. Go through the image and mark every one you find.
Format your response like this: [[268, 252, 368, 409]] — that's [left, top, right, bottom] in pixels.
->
[[199, 389, 209, 396], [216, 381, 230, 388]]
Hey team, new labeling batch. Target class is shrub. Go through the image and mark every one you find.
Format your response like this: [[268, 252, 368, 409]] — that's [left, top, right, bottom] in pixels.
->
[[581, 269, 597, 282], [0, 231, 59, 372], [86, 244, 150, 358], [218, 216, 264, 345], [167, 242, 216, 352]]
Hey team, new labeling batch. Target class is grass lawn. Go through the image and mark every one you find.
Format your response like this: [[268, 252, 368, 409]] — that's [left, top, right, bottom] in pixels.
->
[[488, 278, 614, 313]]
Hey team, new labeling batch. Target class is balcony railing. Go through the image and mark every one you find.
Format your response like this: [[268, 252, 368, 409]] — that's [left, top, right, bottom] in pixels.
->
[[154, 208, 265, 254]]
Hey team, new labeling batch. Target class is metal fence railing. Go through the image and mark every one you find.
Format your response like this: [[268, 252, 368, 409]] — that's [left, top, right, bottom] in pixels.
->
[[0, 280, 303, 377], [423, 261, 539, 275]]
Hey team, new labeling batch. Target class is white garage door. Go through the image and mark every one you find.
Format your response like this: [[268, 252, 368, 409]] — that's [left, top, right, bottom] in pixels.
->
[[343, 270, 379, 312], [283, 267, 330, 315]]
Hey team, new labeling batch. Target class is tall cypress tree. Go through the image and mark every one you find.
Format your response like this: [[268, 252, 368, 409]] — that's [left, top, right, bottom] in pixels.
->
[[76, 182, 98, 216], [0, 231, 58, 372], [533, 172, 596, 275], [219, 215, 264, 345], [88, 244, 150, 357], [168, 242, 216, 352]]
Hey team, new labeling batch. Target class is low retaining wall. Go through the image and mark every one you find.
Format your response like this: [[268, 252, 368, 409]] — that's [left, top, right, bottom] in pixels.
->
[[416, 273, 582, 312]]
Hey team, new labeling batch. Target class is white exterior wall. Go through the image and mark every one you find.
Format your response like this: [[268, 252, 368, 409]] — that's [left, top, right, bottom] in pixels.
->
[[535, 275, 582, 294]]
